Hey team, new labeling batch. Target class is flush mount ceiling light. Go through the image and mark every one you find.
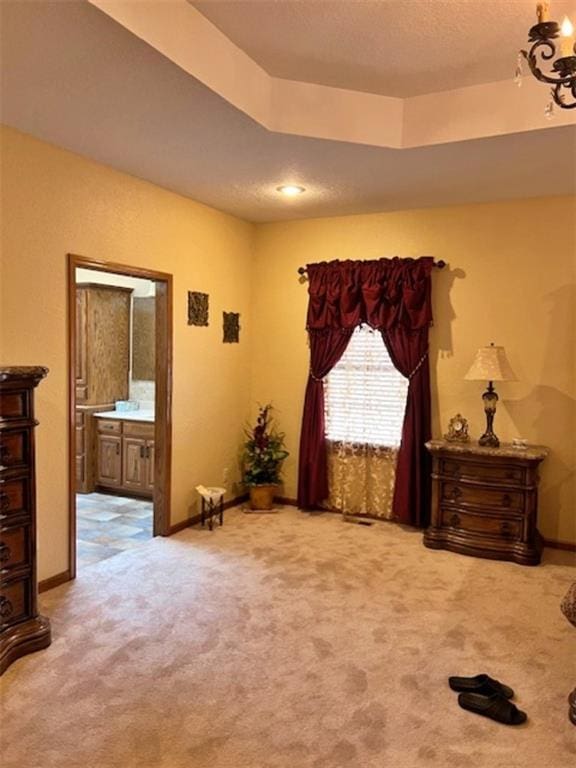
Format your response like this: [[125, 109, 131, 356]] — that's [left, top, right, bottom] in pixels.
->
[[516, 2, 576, 115], [276, 185, 306, 197]]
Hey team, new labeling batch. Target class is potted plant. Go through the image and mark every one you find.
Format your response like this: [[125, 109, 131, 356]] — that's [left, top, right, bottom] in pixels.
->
[[243, 404, 289, 510]]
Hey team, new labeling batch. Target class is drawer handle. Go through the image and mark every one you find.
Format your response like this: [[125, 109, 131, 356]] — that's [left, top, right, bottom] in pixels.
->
[[0, 493, 9, 512], [0, 543, 10, 564], [0, 444, 9, 463], [502, 494, 512, 507], [450, 486, 462, 501], [0, 596, 13, 619], [449, 513, 461, 528], [500, 521, 514, 537]]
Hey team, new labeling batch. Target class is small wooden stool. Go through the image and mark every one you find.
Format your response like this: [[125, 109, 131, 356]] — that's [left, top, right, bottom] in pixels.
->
[[196, 486, 225, 531]]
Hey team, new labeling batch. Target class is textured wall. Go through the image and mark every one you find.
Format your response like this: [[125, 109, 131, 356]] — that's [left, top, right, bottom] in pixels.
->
[[251, 197, 576, 545], [0, 126, 255, 580], [1, 125, 574, 585]]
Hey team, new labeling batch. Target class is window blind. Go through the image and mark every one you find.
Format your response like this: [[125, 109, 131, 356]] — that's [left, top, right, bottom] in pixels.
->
[[324, 326, 408, 447]]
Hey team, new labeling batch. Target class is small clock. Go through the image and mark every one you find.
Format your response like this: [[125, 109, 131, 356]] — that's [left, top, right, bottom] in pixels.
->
[[444, 414, 470, 443]]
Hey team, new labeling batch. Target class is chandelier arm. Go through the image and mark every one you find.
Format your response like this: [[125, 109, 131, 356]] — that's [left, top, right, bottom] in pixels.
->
[[522, 42, 575, 85], [552, 81, 576, 108]]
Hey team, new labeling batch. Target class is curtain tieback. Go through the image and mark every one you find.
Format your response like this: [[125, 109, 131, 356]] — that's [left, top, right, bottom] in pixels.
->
[[408, 351, 428, 381], [310, 372, 324, 382]]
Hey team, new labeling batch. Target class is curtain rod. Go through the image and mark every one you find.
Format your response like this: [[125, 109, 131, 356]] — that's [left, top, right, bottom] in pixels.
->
[[297, 259, 446, 277]]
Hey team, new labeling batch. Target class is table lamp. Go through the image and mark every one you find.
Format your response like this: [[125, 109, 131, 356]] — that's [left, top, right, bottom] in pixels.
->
[[464, 343, 517, 448]]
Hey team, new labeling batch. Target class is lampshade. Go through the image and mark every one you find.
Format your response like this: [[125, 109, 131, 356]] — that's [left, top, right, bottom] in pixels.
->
[[464, 344, 517, 382]]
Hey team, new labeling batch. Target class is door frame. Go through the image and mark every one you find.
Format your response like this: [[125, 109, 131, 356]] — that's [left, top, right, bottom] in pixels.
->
[[67, 254, 173, 579]]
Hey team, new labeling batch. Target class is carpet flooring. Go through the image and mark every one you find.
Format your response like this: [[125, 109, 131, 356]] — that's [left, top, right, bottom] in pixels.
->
[[1, 507, 575, 768]]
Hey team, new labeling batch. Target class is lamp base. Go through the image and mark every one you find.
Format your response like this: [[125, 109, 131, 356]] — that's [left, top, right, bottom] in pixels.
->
[[479, 381, 500, 448], [478, 432, 500, 448]]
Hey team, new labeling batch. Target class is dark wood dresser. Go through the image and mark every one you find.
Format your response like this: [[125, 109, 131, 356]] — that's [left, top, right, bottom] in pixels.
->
[[424, 440, 548, 566], [0, 367, 51, 674]]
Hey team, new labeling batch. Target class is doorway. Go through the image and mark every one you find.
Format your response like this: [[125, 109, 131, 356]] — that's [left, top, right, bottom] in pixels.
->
[[68, 254, 172, 579]]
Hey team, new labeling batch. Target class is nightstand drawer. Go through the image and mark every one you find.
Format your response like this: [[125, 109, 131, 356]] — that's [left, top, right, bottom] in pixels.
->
[[441, 508, 521, 539], [440, 459, 524, 486], [441, 482, 523, 511]]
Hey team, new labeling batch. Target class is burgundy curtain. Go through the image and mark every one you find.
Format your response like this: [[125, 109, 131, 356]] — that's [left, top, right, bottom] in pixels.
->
[[297, 329, 354, 507], [297, 257, 434, 526], [382, 327, 431, 527]]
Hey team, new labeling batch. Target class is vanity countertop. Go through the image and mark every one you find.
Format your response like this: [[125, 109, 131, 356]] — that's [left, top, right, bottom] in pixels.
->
[[94, 410, 155, 423]]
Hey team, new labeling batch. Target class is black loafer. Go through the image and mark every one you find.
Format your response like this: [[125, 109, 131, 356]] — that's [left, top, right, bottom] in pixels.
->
[[458, 692, 527, 726], [448, 674, 514, 699]]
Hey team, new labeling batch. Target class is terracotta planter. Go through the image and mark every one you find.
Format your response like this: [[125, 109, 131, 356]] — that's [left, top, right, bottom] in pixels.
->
[[249, 484, 277, 510]]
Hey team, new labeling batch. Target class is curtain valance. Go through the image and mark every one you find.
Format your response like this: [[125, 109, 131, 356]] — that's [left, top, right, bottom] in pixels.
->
[[306, 257, 434, 332], [298, 255, 434, 527]]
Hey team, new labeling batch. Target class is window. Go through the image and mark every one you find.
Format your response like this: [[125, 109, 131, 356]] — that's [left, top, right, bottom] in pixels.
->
[[324, 326, 408, 447]]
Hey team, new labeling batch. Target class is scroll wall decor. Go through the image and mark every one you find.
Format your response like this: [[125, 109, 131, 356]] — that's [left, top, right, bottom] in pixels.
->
[[223, 312, 240, 343], [188, 291, 209, 326]]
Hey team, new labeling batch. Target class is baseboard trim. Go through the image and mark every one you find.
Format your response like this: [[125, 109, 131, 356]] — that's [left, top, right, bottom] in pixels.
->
[[275, 496, 298, 507], [224, 493, 249, 511], [39, 570, 73, 593], [275, 505, 576, 546], [167, 494, 249, 535], [168, 517, 197, 535], [544, 538, 576, 552]]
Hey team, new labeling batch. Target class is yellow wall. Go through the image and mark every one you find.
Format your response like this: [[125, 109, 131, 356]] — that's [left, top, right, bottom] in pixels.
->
[[1, 126, 574, 586], [0, 126, 255, 580], [251, 198, 576, 545]]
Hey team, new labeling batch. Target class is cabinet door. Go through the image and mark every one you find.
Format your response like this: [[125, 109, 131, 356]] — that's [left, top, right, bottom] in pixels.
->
[[75, 289, 88, 402], [75, 456, 85, 486], [122, 437, 147, 490], [97, 434, 122, 487], [146, 440, 155, 491], [86, 287, 131, 404]]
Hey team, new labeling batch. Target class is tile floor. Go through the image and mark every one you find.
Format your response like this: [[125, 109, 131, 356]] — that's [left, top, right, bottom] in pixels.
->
[[76, 492, 153, 569]]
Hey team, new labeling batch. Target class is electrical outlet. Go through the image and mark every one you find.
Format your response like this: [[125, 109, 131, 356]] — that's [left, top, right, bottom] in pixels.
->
[[223, 467, 229, 483]]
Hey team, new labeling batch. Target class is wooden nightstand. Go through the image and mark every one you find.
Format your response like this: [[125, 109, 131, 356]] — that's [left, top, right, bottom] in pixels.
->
[[424, 440, 548, 566]]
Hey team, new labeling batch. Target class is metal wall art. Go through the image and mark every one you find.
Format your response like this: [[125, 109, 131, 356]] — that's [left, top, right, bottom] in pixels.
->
[[223, 312, 240, 343], [188, 291, 209, 326]]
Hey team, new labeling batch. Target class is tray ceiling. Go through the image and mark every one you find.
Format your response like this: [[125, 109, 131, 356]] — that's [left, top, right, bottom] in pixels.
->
[[192, 0, 576, 97], [1, 0, 575, 222]]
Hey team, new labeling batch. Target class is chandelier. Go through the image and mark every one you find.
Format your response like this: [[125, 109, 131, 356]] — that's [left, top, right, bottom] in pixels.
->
[[516, 2, 576, 114]]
